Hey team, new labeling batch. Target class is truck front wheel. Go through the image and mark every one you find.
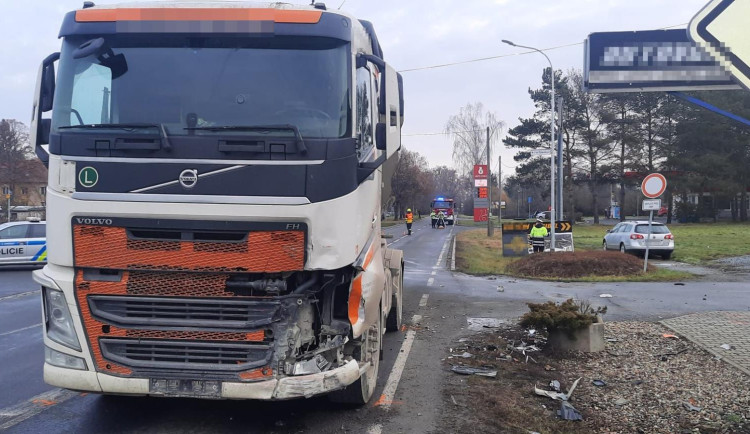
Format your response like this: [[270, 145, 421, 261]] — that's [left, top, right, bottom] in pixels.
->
[[329, 304, 382, 405]]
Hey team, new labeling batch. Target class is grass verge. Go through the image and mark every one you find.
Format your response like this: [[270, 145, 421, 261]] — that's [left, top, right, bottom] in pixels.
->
[[455, 229, 693, 281]]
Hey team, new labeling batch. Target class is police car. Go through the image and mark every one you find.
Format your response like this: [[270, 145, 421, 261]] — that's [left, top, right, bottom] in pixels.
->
[[0, 218, 47, 265]]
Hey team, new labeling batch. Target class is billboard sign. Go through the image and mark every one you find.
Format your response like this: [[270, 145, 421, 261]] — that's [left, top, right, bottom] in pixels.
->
[[584, 29, 740, 93], [473, 165, 489, 222]]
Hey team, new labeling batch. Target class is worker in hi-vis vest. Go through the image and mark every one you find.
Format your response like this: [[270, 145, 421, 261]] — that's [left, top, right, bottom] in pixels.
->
[[529, 218, 548, 253], [405, 209, 414, 235]]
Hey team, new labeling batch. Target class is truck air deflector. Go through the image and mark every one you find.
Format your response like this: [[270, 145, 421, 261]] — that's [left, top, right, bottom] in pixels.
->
[[59, 10, 351, 41]]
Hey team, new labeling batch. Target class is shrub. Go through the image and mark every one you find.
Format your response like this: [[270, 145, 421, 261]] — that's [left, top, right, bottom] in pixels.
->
[[520, 298, 606, 332]]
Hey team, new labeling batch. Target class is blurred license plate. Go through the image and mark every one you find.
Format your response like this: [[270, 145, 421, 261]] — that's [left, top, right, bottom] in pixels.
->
[[149, 379, 222, 398]]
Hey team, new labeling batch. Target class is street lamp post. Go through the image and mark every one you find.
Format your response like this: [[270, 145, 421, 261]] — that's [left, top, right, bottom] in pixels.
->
[[502, 39, 555, 252]]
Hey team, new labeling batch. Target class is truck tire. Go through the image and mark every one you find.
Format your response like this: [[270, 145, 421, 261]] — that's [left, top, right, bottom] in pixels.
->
[[329, 304, 382, 405], [386, 262, 403, 332]]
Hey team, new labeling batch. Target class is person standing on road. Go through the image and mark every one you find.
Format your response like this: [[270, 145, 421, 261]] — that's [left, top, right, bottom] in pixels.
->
[[529, 218, 548, 253], [430, 210, 437, 228], [405, 208, 413, 235]]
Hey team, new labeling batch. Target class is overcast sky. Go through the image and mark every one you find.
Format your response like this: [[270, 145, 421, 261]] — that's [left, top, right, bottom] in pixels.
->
[[0, 0, 709, 175]]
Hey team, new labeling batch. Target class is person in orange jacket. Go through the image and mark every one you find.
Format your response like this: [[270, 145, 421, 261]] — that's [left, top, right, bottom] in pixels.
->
[[405, 208, 413, 235]]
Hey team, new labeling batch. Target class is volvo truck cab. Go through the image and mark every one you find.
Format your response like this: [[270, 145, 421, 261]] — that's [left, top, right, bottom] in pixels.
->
[[31, 1, 404, 404]]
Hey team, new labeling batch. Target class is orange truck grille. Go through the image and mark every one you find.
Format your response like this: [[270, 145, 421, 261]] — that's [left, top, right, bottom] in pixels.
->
[[73, 225, 305, 272], [71, 218, 307, 381]]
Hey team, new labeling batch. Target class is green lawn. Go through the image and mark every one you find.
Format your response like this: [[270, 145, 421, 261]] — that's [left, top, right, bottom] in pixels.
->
[[455, 229, 693, 282], [572, 222, 750, 264]]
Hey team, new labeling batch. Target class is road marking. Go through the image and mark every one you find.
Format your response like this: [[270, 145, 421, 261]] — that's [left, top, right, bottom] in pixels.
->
[[0, 323, 41, 338], [435, 227, 455, 267], [412, 314, 422, 323], [419, 294, 429, 307], [367, 424, 382, 434], [431, 270, 436, 275], [0, 389, 79, 430], [0, 290, 40, 302], [426, 277, 434, 287], [375, 327, 416, 411]]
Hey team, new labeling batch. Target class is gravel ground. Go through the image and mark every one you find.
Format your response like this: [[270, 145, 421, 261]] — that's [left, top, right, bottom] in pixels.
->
[[558, 321, 749, 433], [439, 321, 750, 434], [712, 255, 750, 271]]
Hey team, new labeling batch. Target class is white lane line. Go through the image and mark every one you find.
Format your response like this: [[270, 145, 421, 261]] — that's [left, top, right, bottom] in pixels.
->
[[418, 294, 429, 307], [376, 328, 416, 411], [0, 323, 41, 338], [426, 277, 434, 287], [434, 227, 455, 267], [412, 314, 422, 323], [0, 389, 79, 430], [431, 270, 436, 275], [0, 290, 40, 302]]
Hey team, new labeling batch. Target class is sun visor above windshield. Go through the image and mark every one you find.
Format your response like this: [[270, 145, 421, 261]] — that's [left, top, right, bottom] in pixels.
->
[[58, 9, 350, 41]]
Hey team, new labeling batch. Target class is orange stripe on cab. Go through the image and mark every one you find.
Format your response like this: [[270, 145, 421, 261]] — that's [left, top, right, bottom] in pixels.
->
[[348, 275, 363, 325], [76, 8, 323, 24]]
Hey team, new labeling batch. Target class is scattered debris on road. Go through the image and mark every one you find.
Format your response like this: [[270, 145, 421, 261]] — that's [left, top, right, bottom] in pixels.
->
[[599, 294, 613, 298], [441, 321, 749, 433], [451, 366, 497, 378], [591, 379, 606, 387], [466, 317, 505, 331]]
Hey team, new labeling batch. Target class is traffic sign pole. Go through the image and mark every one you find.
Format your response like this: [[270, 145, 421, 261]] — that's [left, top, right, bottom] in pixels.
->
[[644, 210, 653, 272]]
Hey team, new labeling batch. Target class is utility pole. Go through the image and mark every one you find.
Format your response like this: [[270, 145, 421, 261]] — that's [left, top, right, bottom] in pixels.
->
[[498, 155, 502, 224], [486, 127, 493, 236], [557, 96, 564, 221]]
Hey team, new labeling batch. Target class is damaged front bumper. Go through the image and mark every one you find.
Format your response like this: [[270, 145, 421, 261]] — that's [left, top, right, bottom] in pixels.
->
[[44, 359, 363, 400]]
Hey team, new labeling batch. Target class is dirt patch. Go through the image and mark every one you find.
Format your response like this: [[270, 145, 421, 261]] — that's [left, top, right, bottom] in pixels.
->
[[439, 322, 749, 433], [508, 251, 648, 279]]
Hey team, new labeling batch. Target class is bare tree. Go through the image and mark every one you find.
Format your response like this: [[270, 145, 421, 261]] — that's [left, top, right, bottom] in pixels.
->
[[391, 149, 433, 218], [445, 102, 504, 176], [0, 119, 32, 206]]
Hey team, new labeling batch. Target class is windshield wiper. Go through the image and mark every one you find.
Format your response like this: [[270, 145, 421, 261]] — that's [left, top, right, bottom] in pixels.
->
[[59, 123, 172, 151], [184, 124, 307, 154]]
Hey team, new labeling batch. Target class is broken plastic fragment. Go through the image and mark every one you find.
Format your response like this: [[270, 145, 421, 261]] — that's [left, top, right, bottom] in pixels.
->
[[592, 379, 607, 387], [557, 401, 583, 421], [599, 293, 613, 298], [720, 344, 733, 350], [534, 377, 581, 401], [451, 366, 497, 378], [683, 402, 702, 412]]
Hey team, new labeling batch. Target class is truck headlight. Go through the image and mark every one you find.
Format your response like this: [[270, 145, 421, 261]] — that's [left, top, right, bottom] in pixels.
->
[[43, 287, 81, 351], [45, 346, 86, 370]]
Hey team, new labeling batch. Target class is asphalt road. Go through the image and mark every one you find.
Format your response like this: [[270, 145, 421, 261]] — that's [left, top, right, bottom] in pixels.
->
[[1, 220, 748, 433]]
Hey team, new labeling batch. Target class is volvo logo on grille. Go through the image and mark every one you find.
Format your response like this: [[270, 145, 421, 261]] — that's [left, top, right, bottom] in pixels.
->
[[179, 169, 198, 189]]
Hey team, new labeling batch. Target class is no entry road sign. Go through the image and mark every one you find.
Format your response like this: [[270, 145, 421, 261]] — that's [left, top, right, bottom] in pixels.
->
[[641, 173, 667, 199]]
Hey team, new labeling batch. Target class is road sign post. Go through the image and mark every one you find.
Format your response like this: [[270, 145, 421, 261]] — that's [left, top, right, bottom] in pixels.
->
[[641, 174, 667, 272]]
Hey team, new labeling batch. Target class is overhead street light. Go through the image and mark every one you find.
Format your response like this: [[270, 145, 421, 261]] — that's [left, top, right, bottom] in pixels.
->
[[502, 39, 556, 251]]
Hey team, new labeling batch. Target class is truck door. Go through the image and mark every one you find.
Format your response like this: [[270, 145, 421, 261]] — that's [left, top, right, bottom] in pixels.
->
[[0, 224, 30, 264]]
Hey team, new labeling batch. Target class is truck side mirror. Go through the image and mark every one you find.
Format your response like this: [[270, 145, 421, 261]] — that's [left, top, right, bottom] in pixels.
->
[[31, 52, 60, 167], [41, 62, 56, 112]]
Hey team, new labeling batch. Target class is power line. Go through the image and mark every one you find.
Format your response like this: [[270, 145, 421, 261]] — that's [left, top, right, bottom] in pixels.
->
[[398, 42, 581, 73], [403, 129, 485, 137], [397, 23, 688, 74]]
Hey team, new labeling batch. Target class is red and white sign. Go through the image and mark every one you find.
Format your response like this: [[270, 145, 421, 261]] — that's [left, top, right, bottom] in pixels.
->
[[473, 165, 488, 179], [473, 208, 488, 222], [641, 173, 667, 198]]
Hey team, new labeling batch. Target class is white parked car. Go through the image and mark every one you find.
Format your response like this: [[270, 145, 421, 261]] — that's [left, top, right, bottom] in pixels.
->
[[603, 221, 674, 259], [0, 219, 47, 265]]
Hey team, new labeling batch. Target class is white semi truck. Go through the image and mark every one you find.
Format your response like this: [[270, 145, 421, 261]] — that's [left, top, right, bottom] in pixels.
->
[[30, 1, 404, 405]]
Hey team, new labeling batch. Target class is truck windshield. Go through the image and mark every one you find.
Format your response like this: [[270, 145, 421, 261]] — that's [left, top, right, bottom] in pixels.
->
[[432, 201, 452, 208], [52, 36, 351, 139]]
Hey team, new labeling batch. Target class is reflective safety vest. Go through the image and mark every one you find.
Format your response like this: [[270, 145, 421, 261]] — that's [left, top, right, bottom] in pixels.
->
[[529, 225, 548, 238], [406, 212, 413, 223]]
